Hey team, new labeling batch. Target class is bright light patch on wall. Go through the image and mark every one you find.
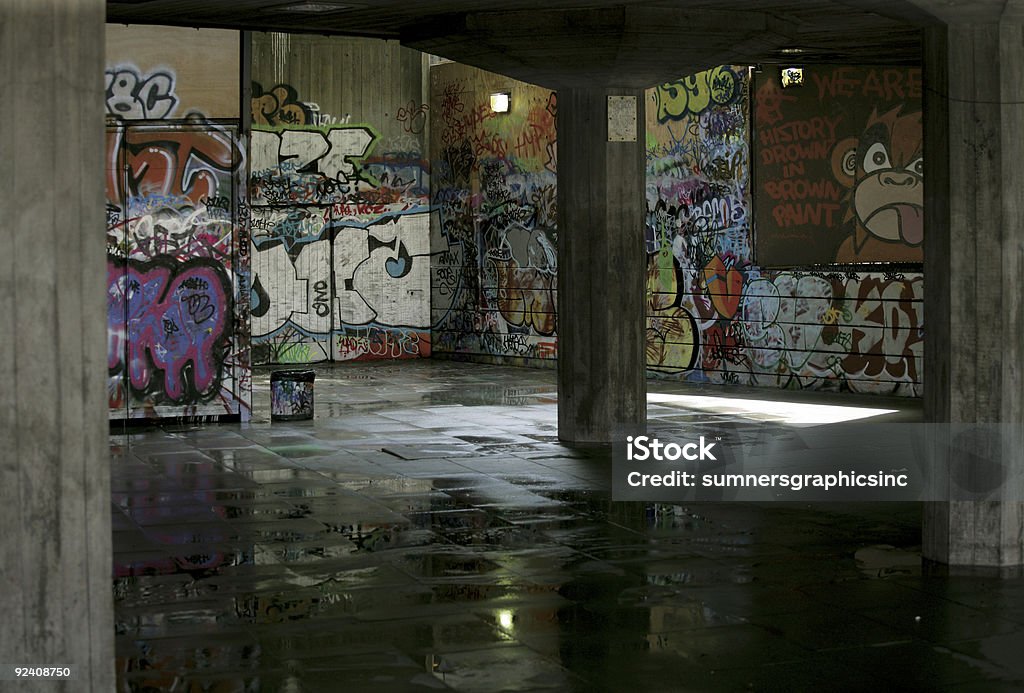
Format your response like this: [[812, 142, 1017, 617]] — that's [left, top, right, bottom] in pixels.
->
[[490, 92, 511, 113], [646, 393, 897, 424], [780, 67, 804, 88]]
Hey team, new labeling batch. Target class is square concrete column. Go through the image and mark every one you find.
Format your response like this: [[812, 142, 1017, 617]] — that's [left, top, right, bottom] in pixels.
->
[[923, 22, 1024, 566], [556, 87, 647, 443], [0, 0, 113, 687]]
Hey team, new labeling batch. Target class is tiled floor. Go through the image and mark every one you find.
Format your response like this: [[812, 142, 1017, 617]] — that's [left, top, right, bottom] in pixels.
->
[[111, 361, 1024, 691]]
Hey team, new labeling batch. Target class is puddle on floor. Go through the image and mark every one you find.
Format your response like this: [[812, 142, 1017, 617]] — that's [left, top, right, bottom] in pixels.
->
[[856, 544, 922, 578]]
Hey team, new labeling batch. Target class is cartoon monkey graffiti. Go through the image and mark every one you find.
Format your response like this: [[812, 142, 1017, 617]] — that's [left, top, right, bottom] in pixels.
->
[[831, 106, 923, 263]]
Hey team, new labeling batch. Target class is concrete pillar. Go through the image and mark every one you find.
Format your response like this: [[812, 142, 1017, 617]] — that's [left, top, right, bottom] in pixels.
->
[[0, 0, 113, 688], [922, 22, 1024, 566], [556, 87, 646, 443]]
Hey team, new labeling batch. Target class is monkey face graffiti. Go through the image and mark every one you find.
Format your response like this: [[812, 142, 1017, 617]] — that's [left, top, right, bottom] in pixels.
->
[[832, 107, 923, 252]]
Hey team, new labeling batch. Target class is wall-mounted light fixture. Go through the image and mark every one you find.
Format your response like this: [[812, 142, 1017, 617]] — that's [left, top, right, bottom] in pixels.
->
[[489, 91, 511, 113], [780, 67, 804, 88]]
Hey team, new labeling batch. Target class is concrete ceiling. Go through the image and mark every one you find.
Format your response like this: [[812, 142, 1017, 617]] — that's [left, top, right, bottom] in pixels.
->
[[105, 0, 966, 87]]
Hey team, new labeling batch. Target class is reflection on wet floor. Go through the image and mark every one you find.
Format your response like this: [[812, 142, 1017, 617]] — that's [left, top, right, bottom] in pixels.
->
[[112, 361, 1024, 691]]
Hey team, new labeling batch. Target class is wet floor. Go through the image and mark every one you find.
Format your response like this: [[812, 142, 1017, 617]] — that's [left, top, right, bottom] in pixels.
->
[[111, 361, 1024, 691]]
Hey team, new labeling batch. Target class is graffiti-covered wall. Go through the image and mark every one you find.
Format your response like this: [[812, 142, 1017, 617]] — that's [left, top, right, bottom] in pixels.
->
[[429, 64, 559, 365], [647, 65, 922, 395], [754, 66, 923, 265], [105, 25, 251, 420], [429, 63, 923, 396], [249, 34, 432, 364]]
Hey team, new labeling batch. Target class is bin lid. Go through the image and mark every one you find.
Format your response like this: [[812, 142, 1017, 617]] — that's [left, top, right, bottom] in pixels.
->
[[270, 369, 316, 382]]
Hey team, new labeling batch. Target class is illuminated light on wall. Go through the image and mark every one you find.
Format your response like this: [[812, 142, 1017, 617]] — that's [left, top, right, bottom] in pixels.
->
[[489, 91, 511, 113]]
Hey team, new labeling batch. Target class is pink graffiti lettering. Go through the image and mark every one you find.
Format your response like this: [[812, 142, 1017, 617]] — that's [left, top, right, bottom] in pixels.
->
[[108, 257, 230, 402]]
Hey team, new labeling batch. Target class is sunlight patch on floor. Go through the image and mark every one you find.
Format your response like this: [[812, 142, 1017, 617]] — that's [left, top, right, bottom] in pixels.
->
[[647, 393, 898, 424]]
